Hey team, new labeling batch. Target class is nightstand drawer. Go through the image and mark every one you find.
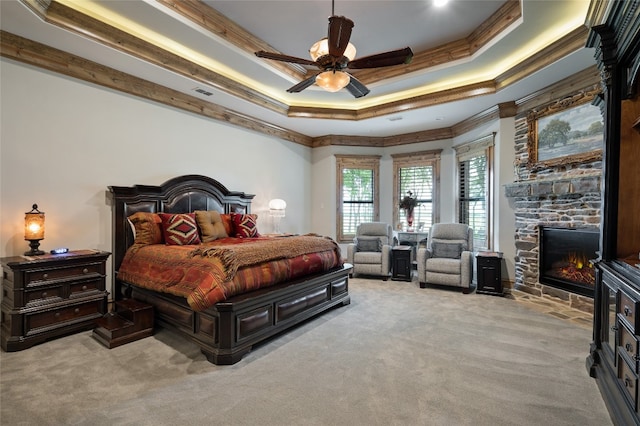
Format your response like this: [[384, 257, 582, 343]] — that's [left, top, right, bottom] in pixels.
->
[[24, 262, 104, 285], [477, 257, 498, 267], [24, 284, 64, 306], [25, 300, 104, 335], [69, 278, 104, 297]]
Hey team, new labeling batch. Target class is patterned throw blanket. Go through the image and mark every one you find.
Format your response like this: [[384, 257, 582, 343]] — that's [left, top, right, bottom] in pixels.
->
[[189, 234, 339, 281]]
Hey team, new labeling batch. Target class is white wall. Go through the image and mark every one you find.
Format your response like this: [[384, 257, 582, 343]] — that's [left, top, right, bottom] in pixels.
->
[[0, 58, 312, 294], [453, 118, 517, 282]]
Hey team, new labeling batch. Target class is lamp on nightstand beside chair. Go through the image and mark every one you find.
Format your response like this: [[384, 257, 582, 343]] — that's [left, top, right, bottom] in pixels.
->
[[269, 198, 286, 234]]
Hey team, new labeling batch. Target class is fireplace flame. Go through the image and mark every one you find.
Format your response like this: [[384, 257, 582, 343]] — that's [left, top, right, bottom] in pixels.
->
[[556, 251, 595, 285], [567, 252, 586, 269]]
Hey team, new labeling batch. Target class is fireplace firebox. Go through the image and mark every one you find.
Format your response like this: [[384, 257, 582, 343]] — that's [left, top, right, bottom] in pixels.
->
[[538, 226, 599, 297]]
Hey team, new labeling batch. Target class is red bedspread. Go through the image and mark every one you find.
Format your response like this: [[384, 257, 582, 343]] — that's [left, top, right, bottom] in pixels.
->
[[117, 235, 342, 311]]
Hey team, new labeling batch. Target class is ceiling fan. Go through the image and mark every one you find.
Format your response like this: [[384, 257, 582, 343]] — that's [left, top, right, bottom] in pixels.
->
[[255, 2, 413, 98]]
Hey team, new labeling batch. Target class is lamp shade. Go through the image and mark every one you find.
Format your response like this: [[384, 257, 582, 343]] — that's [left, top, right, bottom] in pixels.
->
[[269, 198, 287, 218], [24, 204, 45, 240], [315, 71, 350, 92], [309, 38, 356, 61]]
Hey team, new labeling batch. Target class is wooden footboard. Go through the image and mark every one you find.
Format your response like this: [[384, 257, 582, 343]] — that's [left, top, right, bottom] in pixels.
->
[[118, 264, 351, 364]]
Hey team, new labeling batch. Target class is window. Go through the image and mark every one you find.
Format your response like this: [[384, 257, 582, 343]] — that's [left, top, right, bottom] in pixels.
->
[[455, 134, 494, 250], [392, 150, 442, 231], [336, 155, 380, 242]]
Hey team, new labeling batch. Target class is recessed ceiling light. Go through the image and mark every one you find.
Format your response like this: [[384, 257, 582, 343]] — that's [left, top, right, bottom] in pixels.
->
[[434, 0, 449, 7]]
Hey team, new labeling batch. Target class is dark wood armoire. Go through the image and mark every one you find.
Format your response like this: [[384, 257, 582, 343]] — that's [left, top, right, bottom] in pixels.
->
[[585, 1, 640, 424]]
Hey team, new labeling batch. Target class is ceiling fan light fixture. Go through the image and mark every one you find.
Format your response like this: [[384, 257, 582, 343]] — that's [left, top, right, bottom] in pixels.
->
[[309, 38, 357, 61], [315, 70, 350, 92]]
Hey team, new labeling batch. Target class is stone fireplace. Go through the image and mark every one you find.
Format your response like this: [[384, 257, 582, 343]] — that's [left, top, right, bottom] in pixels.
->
[[504, 115, 602, 314]]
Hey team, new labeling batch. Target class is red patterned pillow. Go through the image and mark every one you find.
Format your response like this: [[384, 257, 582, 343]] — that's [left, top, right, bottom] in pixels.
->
[[159, 213, 201, 245], [231, 213, 260, 238]]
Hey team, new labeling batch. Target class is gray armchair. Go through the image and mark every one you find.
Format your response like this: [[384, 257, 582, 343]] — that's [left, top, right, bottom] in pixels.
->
[[346, 222, 393, 280], [417, 223, 474, 292]]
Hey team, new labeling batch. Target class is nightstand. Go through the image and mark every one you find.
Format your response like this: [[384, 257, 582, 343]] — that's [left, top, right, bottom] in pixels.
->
[[392, 245, 413, 281], [476, 251, 503, 296], [395, 231, 428, 261], [1, 249, 111, 351]]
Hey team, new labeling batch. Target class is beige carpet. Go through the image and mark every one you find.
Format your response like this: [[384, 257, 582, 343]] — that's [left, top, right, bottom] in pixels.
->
[[0, 278, 611, 425]]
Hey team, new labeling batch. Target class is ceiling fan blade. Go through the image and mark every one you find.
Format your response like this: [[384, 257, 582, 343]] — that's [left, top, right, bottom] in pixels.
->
[[347, 47, 414, 69], [345, 74, 370, 98], [286, 75, 318, 93], [255, 51, 317, 67], [327, 16, 354, 58]]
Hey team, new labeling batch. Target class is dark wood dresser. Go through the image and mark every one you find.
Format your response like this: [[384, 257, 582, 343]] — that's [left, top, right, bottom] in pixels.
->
[[1, 250, 110, 351], [585, 2, 640, 424]]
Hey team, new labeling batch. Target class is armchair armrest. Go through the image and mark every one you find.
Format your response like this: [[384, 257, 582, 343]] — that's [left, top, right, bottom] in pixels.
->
[[417, 247, 432, 284], [460, 250, 474, 287], [346, 243, 356, 264], [417, 247, 432, 264], [381, 244, 392, 275]]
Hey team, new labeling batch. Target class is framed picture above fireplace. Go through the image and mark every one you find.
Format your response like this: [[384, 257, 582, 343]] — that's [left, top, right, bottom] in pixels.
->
[[527, 87, 604, 169]]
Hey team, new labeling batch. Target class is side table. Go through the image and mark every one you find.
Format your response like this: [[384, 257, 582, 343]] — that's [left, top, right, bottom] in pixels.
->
[[1, 249, 111, 351], [476, 251, 503, 296], [395, 231, 428, 258], [392, 245, 413, 281]]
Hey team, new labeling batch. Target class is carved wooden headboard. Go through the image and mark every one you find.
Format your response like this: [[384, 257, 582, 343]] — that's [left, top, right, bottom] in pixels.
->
[[108, 175, 255, 274]]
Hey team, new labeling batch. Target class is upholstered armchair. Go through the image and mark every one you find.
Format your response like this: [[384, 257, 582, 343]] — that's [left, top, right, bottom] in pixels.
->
[[417, 223, 474, 292], [346, 222, 393, 280]]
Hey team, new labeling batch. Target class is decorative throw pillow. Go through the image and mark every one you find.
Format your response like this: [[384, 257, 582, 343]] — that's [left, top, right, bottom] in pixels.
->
[[159, 213, 201, 245], [231, 213, 259, 238], [128, 212, 163, 245], [355, 238, 383, 252], [431, 242, 463, 259], [220, 214, 235, 237], [194, 210, 228, 242]]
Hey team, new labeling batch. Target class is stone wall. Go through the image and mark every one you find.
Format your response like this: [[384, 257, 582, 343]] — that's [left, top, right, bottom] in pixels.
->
[[504, 115, 602, 314]]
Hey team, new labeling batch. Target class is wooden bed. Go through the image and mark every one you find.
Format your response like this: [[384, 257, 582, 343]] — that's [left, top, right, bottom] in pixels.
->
[[109, 174, 351, 364]]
